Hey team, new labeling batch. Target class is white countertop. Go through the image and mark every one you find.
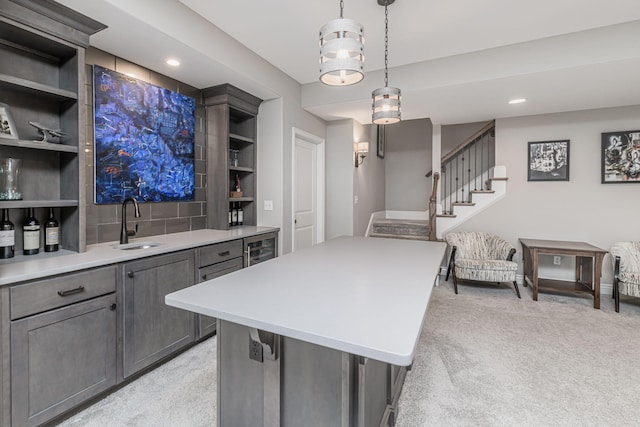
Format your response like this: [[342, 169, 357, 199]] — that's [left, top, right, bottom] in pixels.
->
[[0, 226, 278, 285], [166, 236, 446, 366]]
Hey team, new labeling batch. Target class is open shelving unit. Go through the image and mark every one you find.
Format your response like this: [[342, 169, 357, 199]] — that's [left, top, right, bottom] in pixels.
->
[[0, 1, 105, 260], [203, 84, 262, 230]]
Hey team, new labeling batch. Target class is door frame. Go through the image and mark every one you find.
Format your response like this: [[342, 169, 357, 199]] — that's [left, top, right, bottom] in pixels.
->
[[291, 127, 325, 252]]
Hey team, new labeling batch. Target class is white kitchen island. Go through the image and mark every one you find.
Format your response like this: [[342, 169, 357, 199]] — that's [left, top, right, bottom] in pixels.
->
[[166, 236, 446, 427]]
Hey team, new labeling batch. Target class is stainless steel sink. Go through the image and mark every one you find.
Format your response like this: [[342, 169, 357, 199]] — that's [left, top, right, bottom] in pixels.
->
[[113, 242, 161, 250]]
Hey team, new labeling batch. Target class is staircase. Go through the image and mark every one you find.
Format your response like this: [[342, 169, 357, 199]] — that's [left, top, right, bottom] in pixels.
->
[[436, 165, 508, 237], [367, 121, 506, 240], [369, 219, 430, 241]]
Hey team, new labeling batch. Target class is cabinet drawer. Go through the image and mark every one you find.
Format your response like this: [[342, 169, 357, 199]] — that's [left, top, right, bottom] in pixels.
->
[[199, 257, 243, 282], [10, 266, 116, 320], [199, 240, 243, 267]]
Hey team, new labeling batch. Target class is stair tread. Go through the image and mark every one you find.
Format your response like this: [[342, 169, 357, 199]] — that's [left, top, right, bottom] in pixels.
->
[[373, 219, 429, 225], [436, 214, 457, 218], [470, 189, 495, 193], [452, 202, 476, 206], [369, 232, 429, 241]]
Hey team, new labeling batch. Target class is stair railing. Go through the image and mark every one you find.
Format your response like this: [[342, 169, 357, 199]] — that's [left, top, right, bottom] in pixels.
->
[[426, 121, 495, 215], [428, 172, 439, 241]]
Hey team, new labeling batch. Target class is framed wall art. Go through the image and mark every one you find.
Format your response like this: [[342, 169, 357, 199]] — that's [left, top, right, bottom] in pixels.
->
[[93, 65, 196, 204], [0, 102, 18, 139], [527, 140, 569, 181], [377, 124, 385, 158], [601, 130, 640, 183]]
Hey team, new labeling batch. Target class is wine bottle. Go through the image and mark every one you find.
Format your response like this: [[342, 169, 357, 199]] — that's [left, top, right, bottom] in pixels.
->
[[45, 207, 59, 252], [231, 203, 238, 226], [237, 203, 244, 226], [228, 204, 233, 227], [23, 207, 40, 255], [0, 209, 15, 259], [235, 174, 242, 192]]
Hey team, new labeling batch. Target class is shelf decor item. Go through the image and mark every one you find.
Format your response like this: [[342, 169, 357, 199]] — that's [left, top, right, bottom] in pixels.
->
[[0, 158, 22, 200], [229, 174, 243, 198], [601, 130, 640, 183], [527, 140, 569, 181], [29, 121, 67, 143], [0, 103, 18, 139], [93, 65, 196, 204]]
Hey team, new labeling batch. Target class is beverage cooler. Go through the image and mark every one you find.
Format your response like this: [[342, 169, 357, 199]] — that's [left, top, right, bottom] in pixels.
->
[[243, 231, 278, 267]]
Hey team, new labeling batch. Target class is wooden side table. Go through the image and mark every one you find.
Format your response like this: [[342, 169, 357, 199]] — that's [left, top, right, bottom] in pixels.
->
[[519, 238, 607, 309]]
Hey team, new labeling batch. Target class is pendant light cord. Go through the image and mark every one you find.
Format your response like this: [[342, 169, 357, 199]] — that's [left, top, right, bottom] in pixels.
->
[[340, 0, 344, 18], [384, 4, 389, 87]]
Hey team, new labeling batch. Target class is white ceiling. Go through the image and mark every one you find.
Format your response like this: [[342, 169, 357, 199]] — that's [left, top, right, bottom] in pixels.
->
[[57, 0, 640, 125]]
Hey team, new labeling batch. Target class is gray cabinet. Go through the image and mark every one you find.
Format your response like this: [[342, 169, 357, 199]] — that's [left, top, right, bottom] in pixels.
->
[[9, 266, 117, 427], [122, 250, 196, 378], [197, 240, 244, 338], [203, 84, 262, 230], [0, 1, 104, 254]]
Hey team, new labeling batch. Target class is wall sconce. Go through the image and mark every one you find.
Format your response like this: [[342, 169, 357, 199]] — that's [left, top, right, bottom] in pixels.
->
[[354, 141, 369, 167]]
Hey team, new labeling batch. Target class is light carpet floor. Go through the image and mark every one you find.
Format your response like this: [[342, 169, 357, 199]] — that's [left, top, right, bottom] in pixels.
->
[[59, 279, 640, 426]]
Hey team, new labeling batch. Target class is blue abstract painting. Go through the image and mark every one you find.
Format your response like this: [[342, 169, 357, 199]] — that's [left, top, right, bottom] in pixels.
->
[[93, 65, 196, 204]]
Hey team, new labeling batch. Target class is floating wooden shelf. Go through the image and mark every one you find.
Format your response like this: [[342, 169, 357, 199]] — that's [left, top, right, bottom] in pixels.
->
[[0, 200, 79, 209], [0, 73, 78, 100], [229, 133, 255, 144], [0, 138, 78, 153]]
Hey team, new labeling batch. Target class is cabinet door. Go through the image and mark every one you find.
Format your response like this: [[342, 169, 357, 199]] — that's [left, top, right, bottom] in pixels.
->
[[122, 250, 195, 378], [11, 294, 117, 427]]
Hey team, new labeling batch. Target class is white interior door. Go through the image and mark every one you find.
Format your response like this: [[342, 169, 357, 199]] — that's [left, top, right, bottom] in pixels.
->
[[294, 138, 317, 251]]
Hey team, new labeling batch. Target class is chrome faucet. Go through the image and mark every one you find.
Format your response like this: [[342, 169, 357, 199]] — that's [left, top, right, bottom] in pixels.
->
[[120, 197, 141, 244]]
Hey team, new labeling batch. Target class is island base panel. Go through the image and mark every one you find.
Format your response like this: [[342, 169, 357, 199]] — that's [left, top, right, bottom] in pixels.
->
[[217, 320, 404, 426]]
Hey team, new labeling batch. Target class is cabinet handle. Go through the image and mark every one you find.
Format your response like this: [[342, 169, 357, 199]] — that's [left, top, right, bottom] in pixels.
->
[[128, 271, 135, 278], [57, 286, 85, 297], [218, 250, 230, 257], [110, 303, 117, 311]]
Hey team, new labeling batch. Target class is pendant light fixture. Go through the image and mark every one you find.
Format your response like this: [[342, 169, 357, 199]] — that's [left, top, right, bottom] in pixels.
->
[[372, 0, 401, 124], [319, 0, 365, 86]]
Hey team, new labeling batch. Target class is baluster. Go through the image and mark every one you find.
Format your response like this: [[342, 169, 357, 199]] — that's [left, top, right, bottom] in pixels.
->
[[461, 153, 465, 203], [486, 131, 490, 190], [474, 139, 479, 190], [455, 154, 459, 203], [449, 161, 453, 214], [442, 164, 448, 215], [467, 145, 471, 202], [480, 134, 484, 190]]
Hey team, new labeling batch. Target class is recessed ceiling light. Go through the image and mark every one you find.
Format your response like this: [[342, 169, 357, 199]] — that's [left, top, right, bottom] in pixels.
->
[[166, 59, 180, 67], [509, 98, 527, 105]]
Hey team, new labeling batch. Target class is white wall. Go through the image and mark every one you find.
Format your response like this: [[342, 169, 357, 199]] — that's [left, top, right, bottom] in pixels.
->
[[442, 121, 491, 155], [353, 124, 385, 236], [326, 120, 355, 239], [385, 119, 432, 211], [257, 99, 283, 248], [449, 104, 640, 284]]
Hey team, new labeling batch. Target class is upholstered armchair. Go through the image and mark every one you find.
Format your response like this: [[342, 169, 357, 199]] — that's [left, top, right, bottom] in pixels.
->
[[444, 231, 520, 298], [610, 242, 640, 313]]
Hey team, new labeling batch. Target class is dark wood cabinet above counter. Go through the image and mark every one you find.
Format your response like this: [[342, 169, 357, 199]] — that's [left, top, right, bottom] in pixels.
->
[[0, 1, 105, 256], [203, 84, 262, 230]]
